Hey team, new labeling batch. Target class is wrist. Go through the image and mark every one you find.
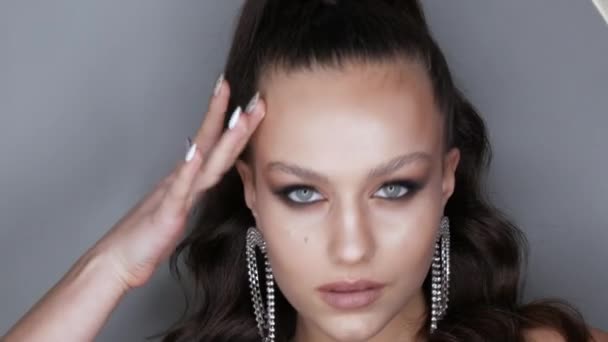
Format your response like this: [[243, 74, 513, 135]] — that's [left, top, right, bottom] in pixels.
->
[[78, 246, 132, 296]]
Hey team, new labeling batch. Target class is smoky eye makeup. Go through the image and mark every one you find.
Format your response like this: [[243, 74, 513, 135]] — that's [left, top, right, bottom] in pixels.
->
[[373, 179, 423, 200], [270, 178, 426, 207], [271, 184, 325, 207]]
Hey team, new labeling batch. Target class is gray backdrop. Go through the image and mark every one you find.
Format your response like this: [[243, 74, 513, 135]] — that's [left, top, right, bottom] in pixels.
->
[[1, 1, 606, 340]]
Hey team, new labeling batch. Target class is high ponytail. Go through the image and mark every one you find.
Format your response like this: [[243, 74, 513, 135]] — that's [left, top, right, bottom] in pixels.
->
[[377, 0, 428, 30], [319, 0, 428, 31], [159, 1, 593, 341]]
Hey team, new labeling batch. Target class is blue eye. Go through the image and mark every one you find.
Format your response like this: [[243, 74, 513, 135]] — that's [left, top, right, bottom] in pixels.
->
[[374, 183, 411, 199], [285, 187, 324, 204], [275, 181, 419, 206]]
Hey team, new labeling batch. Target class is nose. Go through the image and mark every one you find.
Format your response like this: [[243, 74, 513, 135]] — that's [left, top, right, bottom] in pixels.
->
[[327, 200, 375, 265]]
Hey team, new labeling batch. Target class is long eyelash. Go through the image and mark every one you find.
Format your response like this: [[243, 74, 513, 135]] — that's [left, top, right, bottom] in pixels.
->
[[274, 184, 313, 196], [271, 180, 423, 206], [383, 179, 421, 190], [379, 179, 422, 200], [272, 184, 318, 207]]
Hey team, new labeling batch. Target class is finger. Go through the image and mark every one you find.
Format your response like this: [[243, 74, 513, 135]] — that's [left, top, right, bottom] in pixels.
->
[[230, 93, 266, 161], [194, 97, 266, 192], [152, 144, 203, 224], [193, 76, 231, 157]]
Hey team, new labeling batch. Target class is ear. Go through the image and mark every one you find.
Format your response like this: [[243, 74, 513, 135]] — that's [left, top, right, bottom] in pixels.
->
[[441, 147, 460, 208], [235, 159, 258, 219]]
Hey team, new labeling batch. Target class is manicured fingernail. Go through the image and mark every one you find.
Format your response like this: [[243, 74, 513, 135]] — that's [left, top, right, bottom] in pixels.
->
[[185, 143, 197, 162], [185, 136, 193, 150], [213, 73, 224, 96], [245, 92, 259, 113], [228, 106, 242, 130]]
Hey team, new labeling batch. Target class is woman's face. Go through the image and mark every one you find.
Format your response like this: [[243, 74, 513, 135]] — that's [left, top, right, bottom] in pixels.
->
[[236, 60, 460, 341]]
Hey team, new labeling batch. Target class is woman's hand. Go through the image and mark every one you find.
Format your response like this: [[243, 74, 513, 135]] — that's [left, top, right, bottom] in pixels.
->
[[2, 76, 265, 341], [94, 76, 265, 290]]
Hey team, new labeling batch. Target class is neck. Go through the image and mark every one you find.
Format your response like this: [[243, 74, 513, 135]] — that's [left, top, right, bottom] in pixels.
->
[[292, 289, 428, 342]]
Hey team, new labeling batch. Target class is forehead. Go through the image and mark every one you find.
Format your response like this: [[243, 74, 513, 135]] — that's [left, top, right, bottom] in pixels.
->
[[250, 61, 443, 170]]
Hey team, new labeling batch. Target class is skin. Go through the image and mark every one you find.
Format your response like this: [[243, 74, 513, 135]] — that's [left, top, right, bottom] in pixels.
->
[[236, 59, 460, 342]]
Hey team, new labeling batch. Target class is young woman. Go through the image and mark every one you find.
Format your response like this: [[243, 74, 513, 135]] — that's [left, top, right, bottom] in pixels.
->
[[3, 1, 607, 341]]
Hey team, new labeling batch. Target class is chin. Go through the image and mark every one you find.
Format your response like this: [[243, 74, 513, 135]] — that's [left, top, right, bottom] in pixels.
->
[[318, 313, 386, 342]]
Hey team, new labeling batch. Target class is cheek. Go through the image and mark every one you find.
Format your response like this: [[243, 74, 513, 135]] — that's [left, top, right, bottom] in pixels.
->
[[261, 225, 325, 319], [373, 193, 442, 292], [372, 175, 445, 253], [253, 190, 325, 308]]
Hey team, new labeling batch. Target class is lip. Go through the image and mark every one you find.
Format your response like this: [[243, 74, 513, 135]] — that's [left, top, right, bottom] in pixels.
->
[[317, 280, 385, 310]]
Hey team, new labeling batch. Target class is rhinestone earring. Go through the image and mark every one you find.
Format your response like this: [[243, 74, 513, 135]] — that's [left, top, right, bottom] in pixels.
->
[[430, 216, 451, 333], [246, 227, 276, 342]]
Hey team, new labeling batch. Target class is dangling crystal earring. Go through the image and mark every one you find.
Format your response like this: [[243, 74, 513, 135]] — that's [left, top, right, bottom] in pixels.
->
[[430, 216, 451, 333], [246, 227, 276, 342]]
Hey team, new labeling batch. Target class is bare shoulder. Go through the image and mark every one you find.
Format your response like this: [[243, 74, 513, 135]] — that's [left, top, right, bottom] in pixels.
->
[[525, 327, 608, 342], [591, 327, 608, 342], [524, 327, 567, 342]]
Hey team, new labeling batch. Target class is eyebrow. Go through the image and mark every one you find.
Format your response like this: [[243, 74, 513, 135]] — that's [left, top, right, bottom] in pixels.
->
[[266, 152, 431, 183]]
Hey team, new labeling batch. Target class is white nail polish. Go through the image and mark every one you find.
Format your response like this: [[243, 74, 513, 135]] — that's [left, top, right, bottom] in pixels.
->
[[228, 106, 242, 130], [213, 73, 224, 96], [185, 143, 197, 162], [245, 92, 259, 113]]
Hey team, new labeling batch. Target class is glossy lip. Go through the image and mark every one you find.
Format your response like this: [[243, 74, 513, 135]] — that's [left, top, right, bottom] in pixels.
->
[[317, 280, 386, 310]]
